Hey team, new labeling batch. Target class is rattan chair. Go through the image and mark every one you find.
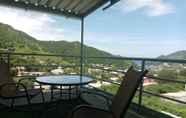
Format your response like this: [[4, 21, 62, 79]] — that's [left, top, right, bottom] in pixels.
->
[[0, 60, 44, 109], [69, 66, 148, 118]]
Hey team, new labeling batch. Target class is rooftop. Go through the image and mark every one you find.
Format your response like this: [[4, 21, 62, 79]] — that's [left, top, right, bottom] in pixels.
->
[[0, 0, 119, 19]]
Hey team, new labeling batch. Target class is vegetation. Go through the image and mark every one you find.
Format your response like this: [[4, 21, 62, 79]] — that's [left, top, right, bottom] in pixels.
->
[[158, 50, 186, 60], [140, 95, 186, 118], [101, 83, 186, 117], [1, 22, 186, 117], [99, 68, 186, 118], [180, 69, 186, 76], [157, 69, 178, 80], [101, 84, 119, 94], [144, 69, 185, 94], [0, 22, 132, 67], [144, 83, 184, 94]]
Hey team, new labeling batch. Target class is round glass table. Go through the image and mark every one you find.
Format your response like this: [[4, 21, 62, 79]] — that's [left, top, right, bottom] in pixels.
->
[[36, 75, 93, 86], [36, 75, 94, 100]]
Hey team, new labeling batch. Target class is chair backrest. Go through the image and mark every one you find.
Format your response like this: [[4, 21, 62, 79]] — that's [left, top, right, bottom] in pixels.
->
[[0, 60, 16, 97], [111, 66, 148, 118]]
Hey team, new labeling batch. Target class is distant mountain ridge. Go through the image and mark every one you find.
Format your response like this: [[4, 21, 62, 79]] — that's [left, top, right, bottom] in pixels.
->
[[0, 22, 132, 66], [0, 23, 43, 53], [158, 50, 186, 60], [0, 22, 112, 57]]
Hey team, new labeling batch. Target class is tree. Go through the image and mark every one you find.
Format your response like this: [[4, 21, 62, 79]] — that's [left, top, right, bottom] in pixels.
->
[[179, 69, 186, 76], [157, 69, 177, 80]]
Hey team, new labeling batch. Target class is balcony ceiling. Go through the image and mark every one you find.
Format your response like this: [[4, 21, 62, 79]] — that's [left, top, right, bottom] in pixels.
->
[[0, 0, 110, 19]]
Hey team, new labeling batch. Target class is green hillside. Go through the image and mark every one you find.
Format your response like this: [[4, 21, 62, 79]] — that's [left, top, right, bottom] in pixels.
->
[[0, 23, 132, 67], [158, 50, 186, 60], [0, 23, 44, 53], [0, 22, 111, 56], [38, 40, 112, 57]]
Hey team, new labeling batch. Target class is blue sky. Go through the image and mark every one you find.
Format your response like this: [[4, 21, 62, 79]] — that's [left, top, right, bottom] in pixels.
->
[[0, 0, 185, 58]]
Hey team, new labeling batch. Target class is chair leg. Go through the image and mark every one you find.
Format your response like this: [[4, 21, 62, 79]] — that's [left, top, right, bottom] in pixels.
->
[[41, 93, 45, 103], [40, 85, 45, 103], [26, 95, 31, 106], [50, 86, 54, 101], [11, 98, 15, 108], [60, 85, 62, 97]]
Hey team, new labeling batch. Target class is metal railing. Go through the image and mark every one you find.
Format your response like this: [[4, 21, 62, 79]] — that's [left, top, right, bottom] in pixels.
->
[[1, 52, 186, 107], [85, 56, 186, 106]]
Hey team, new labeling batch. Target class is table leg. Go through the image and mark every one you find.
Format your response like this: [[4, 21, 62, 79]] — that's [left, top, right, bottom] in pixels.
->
[[76, 85, 79, 98], [69, 85, 71, 100], [51, 86, 54, 101], [60, 85, 62, 97]]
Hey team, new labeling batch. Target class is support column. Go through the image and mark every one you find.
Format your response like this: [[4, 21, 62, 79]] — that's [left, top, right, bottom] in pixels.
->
[[80, 17, 84, 83]]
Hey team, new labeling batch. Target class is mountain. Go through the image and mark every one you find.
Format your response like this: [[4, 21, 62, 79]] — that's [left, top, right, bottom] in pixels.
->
[[38, 40, 112, 57], [0, 23, 132, 66], [145, 51, 186, 67], [158, 50, 186, 60], [0, 23, 43, 53], [0, 23, 111, 57]]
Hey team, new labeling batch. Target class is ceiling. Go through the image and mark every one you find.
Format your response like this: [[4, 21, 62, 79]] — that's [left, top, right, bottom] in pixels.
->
[[0, 0, 113, 19]]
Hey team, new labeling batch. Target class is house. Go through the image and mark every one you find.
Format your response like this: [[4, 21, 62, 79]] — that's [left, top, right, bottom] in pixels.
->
[[143, 77, 157, 86], [51, 67, 64, 75]]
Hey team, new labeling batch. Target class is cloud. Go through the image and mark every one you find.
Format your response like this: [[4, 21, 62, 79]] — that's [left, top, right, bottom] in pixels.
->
[[119, 0, 175, 16], [0, 6, 66, 41]]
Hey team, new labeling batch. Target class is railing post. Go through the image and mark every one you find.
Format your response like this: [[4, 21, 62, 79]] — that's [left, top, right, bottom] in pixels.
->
[[138, 60, 145, 111], [7, 53, 10, 73], [80, 17, 84, 84], [101, 69, 104, 89]]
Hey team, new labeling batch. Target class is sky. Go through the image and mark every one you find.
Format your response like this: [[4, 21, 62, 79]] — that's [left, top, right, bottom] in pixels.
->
[[0, 0, 185, 58]]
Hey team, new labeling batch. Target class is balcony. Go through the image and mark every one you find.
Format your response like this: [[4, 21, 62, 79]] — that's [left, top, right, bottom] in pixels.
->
[[0, 89, 177, 118], [0, 0, 185, 118], [0, 52, 185, 118]]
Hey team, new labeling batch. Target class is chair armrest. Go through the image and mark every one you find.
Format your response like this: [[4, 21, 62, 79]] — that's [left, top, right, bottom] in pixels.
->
[[18, 77, 43, 89], [80, 90, 112, 110], [0, 82, 32, 105], [69, 105, 115, 118], [18, 77, 36, 83], [18, 77, 45, 103]]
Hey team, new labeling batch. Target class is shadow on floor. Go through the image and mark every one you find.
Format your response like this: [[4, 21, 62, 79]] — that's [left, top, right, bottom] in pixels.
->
[[0, 88, 173, 118]]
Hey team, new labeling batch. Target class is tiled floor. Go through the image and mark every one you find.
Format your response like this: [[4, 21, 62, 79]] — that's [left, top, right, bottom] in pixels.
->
[[0, 88, 153, 118], [0, 102, 144, 118]]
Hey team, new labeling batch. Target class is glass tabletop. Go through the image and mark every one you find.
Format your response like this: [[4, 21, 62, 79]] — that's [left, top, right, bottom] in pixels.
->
[[36, 75, 94, 85]]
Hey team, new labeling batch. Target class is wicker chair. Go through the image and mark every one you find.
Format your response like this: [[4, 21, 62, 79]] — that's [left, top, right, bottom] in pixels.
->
[[69, 66, 148, 118], [0, 60, 44, 109]]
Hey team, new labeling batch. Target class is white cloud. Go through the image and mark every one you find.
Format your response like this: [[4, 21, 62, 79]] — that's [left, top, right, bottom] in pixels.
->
[[119, 0, 175, 16], [0, 6, 66, 41]]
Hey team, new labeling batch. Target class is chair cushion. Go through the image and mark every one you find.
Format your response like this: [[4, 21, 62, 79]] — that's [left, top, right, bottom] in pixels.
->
[[0, 85, 16, 97], [0, 61, 16, 97]]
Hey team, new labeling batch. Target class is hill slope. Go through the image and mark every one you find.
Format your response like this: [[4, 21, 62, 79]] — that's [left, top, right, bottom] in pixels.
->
[[0, 23, 42, 53], [158, 50, 186, 60], [0, 23, 111, 57], [0, 23, 131, 66]]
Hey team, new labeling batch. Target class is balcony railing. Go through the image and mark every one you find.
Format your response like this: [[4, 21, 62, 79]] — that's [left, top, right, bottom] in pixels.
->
[[0, 52, 186, 117]]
